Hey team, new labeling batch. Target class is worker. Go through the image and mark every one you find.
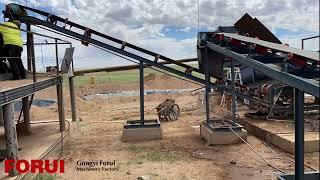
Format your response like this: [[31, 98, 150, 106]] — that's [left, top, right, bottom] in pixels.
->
[[0, 35, 7, 73], [0, 20, 25, 79]]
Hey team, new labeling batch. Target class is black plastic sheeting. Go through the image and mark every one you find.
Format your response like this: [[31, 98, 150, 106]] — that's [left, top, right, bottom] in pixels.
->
[[14, 99, 56, 112]]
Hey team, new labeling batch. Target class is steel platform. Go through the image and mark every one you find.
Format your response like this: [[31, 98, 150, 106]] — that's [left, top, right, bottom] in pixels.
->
[[0, 76, 61, 106]]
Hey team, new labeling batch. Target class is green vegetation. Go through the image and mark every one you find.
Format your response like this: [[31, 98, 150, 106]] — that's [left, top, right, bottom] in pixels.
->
[[65, 63, 203, 88], [127, 145, 183, 165], [33, 173, 57, 180]]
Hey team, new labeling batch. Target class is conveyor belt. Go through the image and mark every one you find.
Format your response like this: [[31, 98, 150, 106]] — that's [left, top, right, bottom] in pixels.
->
[[219, 33, 320, 62], [205, 42, 320, 98], [11, 4, 225, 80]]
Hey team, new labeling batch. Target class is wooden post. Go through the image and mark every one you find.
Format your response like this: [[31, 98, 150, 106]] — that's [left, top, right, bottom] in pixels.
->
[[57, 82, 66, 131], [0, 106, 3, 126], [55, 40, 65, 131], [69, 76, 77, 122], [22, 97, 32, 135], [3, 103, 19, 177]]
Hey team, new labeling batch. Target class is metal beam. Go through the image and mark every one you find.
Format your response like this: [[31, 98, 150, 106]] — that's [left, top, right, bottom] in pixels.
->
[[16, 4, 207, 75], [204, 47, 210, 122], [206, 42, 320, 98], [139, 61, 144, 125], [74, 58, 197, 75], [219, 33, 319, 62], [21, 16, 208, 85], [302, 35, 320, 50], [230, 59, 237, 125], [294, 89, 304, 180], [301, 35, 320, 41], [23, 42, 71, 46], [0, 77, 61, 106]]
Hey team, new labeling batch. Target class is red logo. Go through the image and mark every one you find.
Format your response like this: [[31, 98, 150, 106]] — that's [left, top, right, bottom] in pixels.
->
[[4, 160, 65, 174]]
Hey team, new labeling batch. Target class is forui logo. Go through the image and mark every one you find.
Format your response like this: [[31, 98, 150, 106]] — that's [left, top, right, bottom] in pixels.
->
[[4, 160, 65, 174]]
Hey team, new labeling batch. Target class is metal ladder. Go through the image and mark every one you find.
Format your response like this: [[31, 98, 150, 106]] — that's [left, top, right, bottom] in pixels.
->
[[220, 67, 246, 106]]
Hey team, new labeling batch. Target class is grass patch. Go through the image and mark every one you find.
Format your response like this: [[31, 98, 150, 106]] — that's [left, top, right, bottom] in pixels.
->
[[65, 63, 202, 87], [33, 173, 57, 180], [126, 156, 144, 165], [127, 145, 151, 153], [144, 150, 181, 162], [127, 146, 183, 165]]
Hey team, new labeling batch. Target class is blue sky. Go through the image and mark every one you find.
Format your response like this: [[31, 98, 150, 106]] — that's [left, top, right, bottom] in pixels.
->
[[0, 0, 319, 70]]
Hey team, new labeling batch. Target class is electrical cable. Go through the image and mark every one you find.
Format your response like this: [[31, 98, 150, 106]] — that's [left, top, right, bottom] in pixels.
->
[[39, 39, 48, 71], [221, 120, 287, 173], [264, 132, 318, 172], [197, 0, 200, 33], [16, 120, 70, 180]]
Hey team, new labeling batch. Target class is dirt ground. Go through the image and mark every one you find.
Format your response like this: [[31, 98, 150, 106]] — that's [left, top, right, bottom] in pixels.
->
[[24, 74, 320, 180]]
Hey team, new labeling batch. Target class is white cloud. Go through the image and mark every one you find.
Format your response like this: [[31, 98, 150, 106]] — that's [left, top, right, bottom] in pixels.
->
[[177, 27, 192, 33]]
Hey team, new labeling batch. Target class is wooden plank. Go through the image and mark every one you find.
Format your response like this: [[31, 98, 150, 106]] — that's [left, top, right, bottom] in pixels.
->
[[219, 33, 320, 62]]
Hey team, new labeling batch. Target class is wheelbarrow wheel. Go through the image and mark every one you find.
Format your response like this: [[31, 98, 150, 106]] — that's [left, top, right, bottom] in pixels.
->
[[168, 104, 180, 121]]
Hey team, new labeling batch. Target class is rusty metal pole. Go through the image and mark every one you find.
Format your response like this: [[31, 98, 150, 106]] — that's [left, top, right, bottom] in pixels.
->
[[230, 59, 237, 125], [204, 47, 210, 122], [3, 103, 18, 177], [55, 39, 66, 131], [22, 97, 32, 135], [69, 76, 77, 122], [294, 89, 304, 180]]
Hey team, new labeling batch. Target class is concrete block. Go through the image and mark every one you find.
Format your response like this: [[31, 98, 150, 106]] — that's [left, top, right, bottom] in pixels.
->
[[238, 119, 320, 153], [122, 126, 162, 142], [200, 123, 247, 145], [268, 132, 320, 153]]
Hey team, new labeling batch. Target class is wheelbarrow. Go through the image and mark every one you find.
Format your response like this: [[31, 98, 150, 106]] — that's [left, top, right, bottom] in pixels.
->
[[155, 99, 180, 121]]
